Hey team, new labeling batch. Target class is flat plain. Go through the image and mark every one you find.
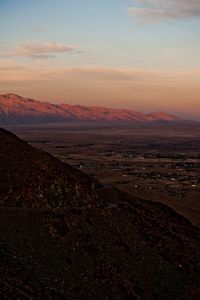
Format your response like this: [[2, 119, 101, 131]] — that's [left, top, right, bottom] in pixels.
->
[[7, 121, 200, 227]]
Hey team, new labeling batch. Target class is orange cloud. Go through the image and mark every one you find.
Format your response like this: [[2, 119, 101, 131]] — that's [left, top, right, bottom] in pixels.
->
[[1, 61, 199, 84], [0, 61, 200, 119]]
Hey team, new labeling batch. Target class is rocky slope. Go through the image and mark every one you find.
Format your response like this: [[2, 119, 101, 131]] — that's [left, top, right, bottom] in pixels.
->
[[0, 127, 199, 299], [0, 93, 178, 124]]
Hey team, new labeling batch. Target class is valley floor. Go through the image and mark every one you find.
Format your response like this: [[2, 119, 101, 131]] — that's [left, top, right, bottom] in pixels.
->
[[7, 121, 200, 227]]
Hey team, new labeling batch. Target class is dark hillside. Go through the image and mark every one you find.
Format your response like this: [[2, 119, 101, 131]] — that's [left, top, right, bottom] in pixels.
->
[[0, 127, 199, 299]]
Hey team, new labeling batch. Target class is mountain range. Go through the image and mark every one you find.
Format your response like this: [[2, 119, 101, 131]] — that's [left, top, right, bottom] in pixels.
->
[[0, 93, 178, 124], [0, 127, 199, 299]]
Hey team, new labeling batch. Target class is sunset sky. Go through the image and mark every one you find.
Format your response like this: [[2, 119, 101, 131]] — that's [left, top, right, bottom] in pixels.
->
[[0, 0, 200, 119]]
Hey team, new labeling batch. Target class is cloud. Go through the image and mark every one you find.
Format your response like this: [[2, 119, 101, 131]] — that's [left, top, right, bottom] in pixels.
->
[[0, 61, 199, 85], [10, 42, 79, 59], [1, 63, 200, 120], [50, 66, 200, 84], [0, 60, 24, 71], [129, 0, 200, 23], [0, 60, 42, 82]]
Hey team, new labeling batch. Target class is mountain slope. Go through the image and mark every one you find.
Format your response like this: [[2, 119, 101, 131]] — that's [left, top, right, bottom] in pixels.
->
[[0, 127, 103, 208], [0, 127, 199, 299], [0, 93, 178, 124]]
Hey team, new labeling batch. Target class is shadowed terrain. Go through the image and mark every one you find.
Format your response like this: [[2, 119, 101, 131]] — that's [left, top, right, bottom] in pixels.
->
[[0, 127, 199, 299]]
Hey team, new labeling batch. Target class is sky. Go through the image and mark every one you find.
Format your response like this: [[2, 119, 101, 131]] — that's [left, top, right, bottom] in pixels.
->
[[0, 0, 200, 119]]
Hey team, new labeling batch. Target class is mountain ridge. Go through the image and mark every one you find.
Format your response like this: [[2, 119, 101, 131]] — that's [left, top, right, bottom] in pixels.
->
[[0, 93, 179, 124]]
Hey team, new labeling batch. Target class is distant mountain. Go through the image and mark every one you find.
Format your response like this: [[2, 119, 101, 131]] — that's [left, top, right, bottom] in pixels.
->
[[0, 127, 199, 299], [0, 93, 178, 124]]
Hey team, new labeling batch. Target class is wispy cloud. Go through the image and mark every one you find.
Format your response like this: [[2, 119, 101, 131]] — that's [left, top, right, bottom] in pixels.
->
[[129, 0, 200, 23], [0, 61, 199, 84], [0, 60, 24, 71], [50, 66, 200, 84], [0, 60, 41, 82], [1, 62, 199, 119], [4, 42, 80, 59], [12, 42, 79, 58]]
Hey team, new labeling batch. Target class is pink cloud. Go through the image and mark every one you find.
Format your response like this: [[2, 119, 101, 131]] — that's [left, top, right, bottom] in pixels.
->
[[10, 42, 80, 59]]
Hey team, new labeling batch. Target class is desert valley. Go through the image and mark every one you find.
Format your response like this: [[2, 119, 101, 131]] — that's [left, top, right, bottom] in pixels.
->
[[1, 0, 200, 298], [0, 94, 199, 299]]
